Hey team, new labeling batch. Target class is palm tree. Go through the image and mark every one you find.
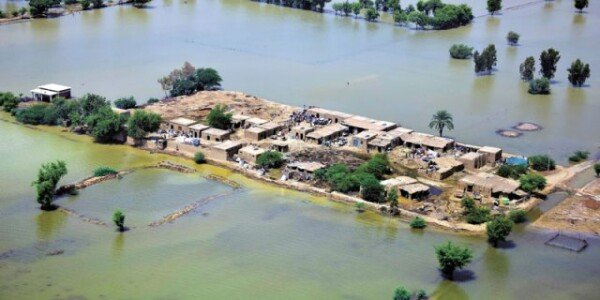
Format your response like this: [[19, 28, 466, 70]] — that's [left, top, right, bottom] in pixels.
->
[[429, 110, 454, 137]]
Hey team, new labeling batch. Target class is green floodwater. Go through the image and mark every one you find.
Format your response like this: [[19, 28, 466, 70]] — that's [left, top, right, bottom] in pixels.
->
[[1, 118, 600, 299], [1, 0, 600, 161]]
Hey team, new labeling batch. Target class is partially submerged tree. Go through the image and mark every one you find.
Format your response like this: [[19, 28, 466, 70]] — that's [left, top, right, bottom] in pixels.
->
[[393, 286, 411, 300], [410, 216, 427, 229], [194, 152, 205, 164], [114, 97, 137, 110], [429, 110, 454, 137], [435, 241, 473, 280], [506, 31, 519, 45], [113, 210, 125, 232], [32, 160, 68, 210], [85, 106, 127, 143], [574, 0, 589, 13], [508, 209, 527, 223], [567, 59, 591, 87], [0, 92, 20, 112], [539, 48, 560, 80], [487, 0, 501, 15], [528, 78, 551, 95], [519, 56, 536, 81], [206, 104, 232, 130], [486, 215, 513, 247], [449, 44, 473, 59], [408, 11, 429, 29], [473, 44, 497, 75], [364, 7, 380, 22], [594, 163, 600, 177], [131, 0, 152, 7]]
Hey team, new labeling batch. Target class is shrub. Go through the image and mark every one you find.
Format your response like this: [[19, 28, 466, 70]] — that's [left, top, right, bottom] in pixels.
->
[[147, 98, 160, 105], [415, 289, 428, 300], [81, 0, 91, 10], [114, 97, 137, 109], [519, 173, 546, 193], [32, 160, 68, 210], [528, 155, 555, 171], [207, 104, 232, 130], [364, 7, 379, 22], [113, 210, 125, 232], [359, 174, 386, 203], [496, 164, 528, 179], [356, 154, 390, 179], [528, 78, 551, 95], [594, 163, 600, 177], [506, 31, 520, 45], [449, 44, 473, 59], [15, 104, 59, 125], [127, 110, 162, 139], [393, 286, 411, 300], [435, 241, 473, 280], [466, 207, 490, 224], [508, 209, 527, 223], [486, 215, 513, 247], [92, 0, 103, 8], [194, 152, 205, 164], [410, 216, 427, 229], [93, 166, 118, 177], [429, 3, 474, 29], [256, 151, 284, 169], [85, 106, 127, 143], [568, 150, 589, 163], [460, 196, 475, 213], [354, 202, 365, 212], [1, 92, 19, 112]]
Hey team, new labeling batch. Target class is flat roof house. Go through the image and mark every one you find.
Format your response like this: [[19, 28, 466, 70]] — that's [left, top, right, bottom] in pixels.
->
[[290, 124, 315, 141], [245, 117, 269, 128], [458, 152, 486, 170], [189, 124, 209, 139], [306, 123, 348, 145], [367, 132, 400, 153], [400, 132, 455, 152], [162, 117, 198, 133], [342, 116, 396, 134], [477, 146, 503, 164], [399, 183, 430, 200], [352, 131, 378, 151], [201, 128, 231, 143], [238, 145, 267, 166], [458, 173, 521, 199], [431, 156, 464, 180], [31, 84, 72, 102], [306, 107, 353, 124], [285, 161, 326, 180], [210, 141, 243, 161], [244, 122, 283, 141], [231, 114, 250, 129]]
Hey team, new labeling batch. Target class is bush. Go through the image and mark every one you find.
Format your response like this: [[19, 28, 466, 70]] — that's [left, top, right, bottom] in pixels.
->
[[508, 209, 527, 223], [528, 155, 555, 171], [410, 216, 427, 229], [519, 173, 546, 193], [528, 78, 551, 95], [415, 289, 428, 300], [364, 7, 379, 21], [194, 152, 205, 164], [127, 110, 161, 139], [506, 31, 520, 45], [496, 164, 528, 179], [1, 92, 20, 112], [64, 0, 78, 4], [28, 0, 59, 17], [430, 3, 473, 30], [435, 241, 473, 280], [466, 207, 490, 224], [207, 104, 232, 130], [85, 106, 127, 143], [113, 210, 125, 232], [15, 104, 59, 125], [147, 98, 160, 105], [486, 215, 513, 247], [354, 202, 365, 212], [93, 167, 118, 177], [256, 151, 284, 169], [393, 287, 411, 300], [359, 175, 385, 203], [32, 160, 68, 210], [460, 196, 475, 213], [114, 97, 137, 109], [568, 150, 589, 163], [594, 163, 600, 177], [449, 44, 473, 59], [81, 0, 91, 9], [356, 154, 390, 179]]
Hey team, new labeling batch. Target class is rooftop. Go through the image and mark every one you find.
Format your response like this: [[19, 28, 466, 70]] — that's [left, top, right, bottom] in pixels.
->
[[306, 107, 354, 120], [478, 146, 502, 154], [401, 132, 454, 149], [401, 183, 430, 194], [246, 117, 268, 126], [169, 117, 198, 126], [231, 114, 250, 122], [460, 152, 484, 161], [239, 145, 267, 156], [342, 116, 396, 132], [460, 173, 520, 194], [260, 122, 282, 131], [204, 127, 230, 136], [38, 83, 71, 92], [433, 156, 464, 169], [30, 88, 57, 96], [292, 124, 315, 133], [212, 140, 243, 151], [387, 127, 414, 137], [287, 161, 326, 172], [380, 176, 418, 187], [307, 123, 348, 139], [189, 124, 209, 131], [354, 130, 379, 140]]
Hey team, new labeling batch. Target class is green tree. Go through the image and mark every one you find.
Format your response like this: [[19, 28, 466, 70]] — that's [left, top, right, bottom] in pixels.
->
[[364, 7, 379, 21], [528, 155, 555, 171], [508, 209, 527, 223], [359, 175, 385, 203], [256, 151, 285, 168], [387, 188, 398, 203], [194, 152, 205, 164], [486, 215, 513, 247], [85, 106, 127, 143], [539, 48, 560, 79], [594, 163, 600, 177], [79, 93, 110, 118], [393, 10, 408, 24], [410, 216, 427, 229], [429, 3, 473, 29], [81, 0, 91, 10], [487, 0, 501, 15], [506, 31, 519, 45], [147, 98, 160, 105], [194, 68, 222, 91], [393, 286, 411, 300], [341, 1, 353, 16], [574, 0, 589, 13], [496, 164, 527, 179], [356, 154, 390, 179], [15, 104, 59, 125], [351, 2, 361, 17], [91, 0, 103, 8], [28, 0, 59, 17], [449, 44, 473, 59], [408, 11, 429, 29], [32, 160, 67, 210], [435, 241, 473, 280], [474, 44, 497, 74], [206, 104, 232, 130], [354, 201, 366, 212], [466, 207, 490, 224], [519, 173, 546, 193], [567, 59, 591, 87], [113, 210, 125, 232], [568, 150, 589, 163], [428, 110, 454, 137], [114, 97, 137, 109], [1, 92, 19, 112], [528, 78, 551, 95], [519, 56, 535, 81], [126, 110, 162, 139], [131, 0, 152, 7], [461, 196, 475, 213], [52, 97, 80, 122]]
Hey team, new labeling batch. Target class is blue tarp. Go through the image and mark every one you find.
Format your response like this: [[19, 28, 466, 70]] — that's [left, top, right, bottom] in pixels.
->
[[506, 156, 528, 166]]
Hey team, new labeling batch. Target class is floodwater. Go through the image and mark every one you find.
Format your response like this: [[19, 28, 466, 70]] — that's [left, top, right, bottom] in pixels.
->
[[1, 114, 600, 299], [1, 0, 599, 161]]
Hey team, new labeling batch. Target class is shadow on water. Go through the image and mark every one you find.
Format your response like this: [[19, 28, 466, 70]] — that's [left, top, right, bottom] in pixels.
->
[[35, 210, 67, 241], [448, 269, 476, 283], [112, 233, 125, 258], [431, 280, 469, 299], [494, 240, 517, 250]]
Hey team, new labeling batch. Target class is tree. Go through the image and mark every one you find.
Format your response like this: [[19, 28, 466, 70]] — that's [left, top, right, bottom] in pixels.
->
[[28, 0, 59, 17], [206, 104, 232, 130], [91, 0, 103, 8], [15, 104, 59, 125], [429, 3, 473, 29], [568, 150, 589, 163], [364, 7, 379, 22], [341, 1, 353, 16], [594, 163, 600, 177], [519, 173, 546, 193], [147, 98, 159, 105], [256, 151, 285, 169], [574, 0, 589, 13], [449, 44, 473, 59], [126, 110, 161, 140], [393, 286, 411, 300], [461, 196, 475, 213], [486, 215, 513, 247], [79, 93, 110, 118], [528, 155, 555, 171], [351, 2, 361, 17], [195, 68, 222, 91], [509, 209, 527, 223], [408, 11, 429, 29], [52, 97, 80, 122], [387, 188, 398, 204], [1, 92, 19, 112], [506, 31, 519, 45], [114, 97, 137, 109], [528, 78, 551, 95], [160, 63, 222, 97], [356, 154, 390, 179], [410, 216, 427, 229], [429, 110, 454, 137], [85, 106, 127, 143], [539, 48, 560, 79], [359, 175, 385, 203], [474, 44, 497, 74], [32, 160, 67, 210], [487, 0, 501, 15], [194, 152, 205, 164], [113, 210, 125, 232], [567, 59, 591, 87], [466, 207, 490, 224], [496, 164, 527, 179], [435, 241, 473, 280], [131, 0, 152, 7], [519, 56, 535, 81], [393, 10, 408, 24]]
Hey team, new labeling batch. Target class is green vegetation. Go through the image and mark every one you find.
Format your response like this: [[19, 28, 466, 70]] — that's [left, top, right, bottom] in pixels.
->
[[194, 152, 206, 164], [354, 201, 365, 212], [126, 110, 162, 139], [393, 286, 411, 300], [435, 241, 473, 280], [415, 289, 428, 300], [158, 62, 222, 97], [92, 0, 103, 8], [131, 0, 152, 7], [410, 216, 427, 229], [352, 2, 361, 17], [147, 98, 160, 105], [594, 163, 600, 177], [474, 44, 497, 75], [567, 59, 591, 87], [487, 0, 501, 15], [509, 209, 527, 223], [81, 0, 91, 9], [359, 175, 386, 203], [355, 153, 390, 179], [519, 173, 547, 193], [428, 110, 454, 137], [568, 150, 589, 163], [428, 3, 473, 30], [393, 10, 408, 24], [539, 48, 560, 80], [449, 44, 473, 59], [496, 164, 528, 179], [408, 11, 429, 29], [519, 56, 536, 81], [113, 210, 125, 232], [114, 97, 137, 109], [256, 151, 285, 169], [28, 0, 60, 17], [93, 167, 118, 177], [506, 31, 519, 45], [460, 196, 475, 211], [15, 104, 59, 125], [528, 155, 555, 171], [364, 7, 379, 21], [528, 78, 551, 95], [574, 0, 589, 13], [461, 196, 490, 224], [85, 106, 127, 143], [32, 160, 67, 210], [486, 215, 513, 247], [0, 92, 19, 112], [387, 189, 398, 213], [206, 104, 232, 130]]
